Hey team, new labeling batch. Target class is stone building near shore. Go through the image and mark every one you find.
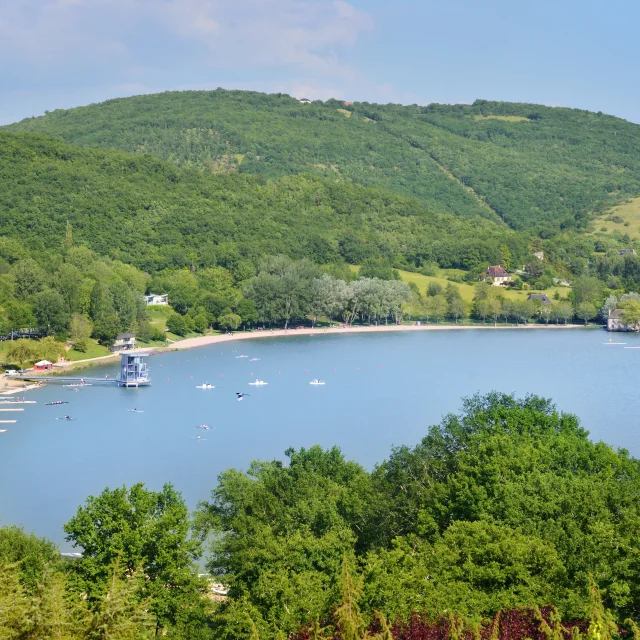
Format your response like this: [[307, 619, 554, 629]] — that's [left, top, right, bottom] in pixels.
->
[[607, 309, 633, 331]]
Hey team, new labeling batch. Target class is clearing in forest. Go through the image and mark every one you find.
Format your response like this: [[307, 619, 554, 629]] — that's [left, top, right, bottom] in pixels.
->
[[592, 196, 640, 240], [473, 115, 531, 123], [396, 269, 568, 304]]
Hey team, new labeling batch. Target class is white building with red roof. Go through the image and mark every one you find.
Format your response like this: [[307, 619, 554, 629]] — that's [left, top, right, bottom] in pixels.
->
[[486, 265, 512, 286]]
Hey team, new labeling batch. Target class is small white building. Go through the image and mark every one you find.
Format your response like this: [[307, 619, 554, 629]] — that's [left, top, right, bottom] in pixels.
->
[[298, 98, 312, 104], [144, 294, 168, 306], [534, 251, 544, 261]]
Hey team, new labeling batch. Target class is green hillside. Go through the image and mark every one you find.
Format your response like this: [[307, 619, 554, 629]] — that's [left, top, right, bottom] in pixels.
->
[[7, 90, 640, 233], [0, 132, 525, 273]]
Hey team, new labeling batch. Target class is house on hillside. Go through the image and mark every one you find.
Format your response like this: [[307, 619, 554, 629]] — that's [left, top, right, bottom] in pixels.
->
[[298, 98, 312, 104], [144, 293, 168, 306], [528, 293, 552, 305], [534, 251, 544, 261], [618, 248, 637, 256], [111, 334, 136, 353], [34, 360, 53, 371], [343, 101, 353, 106], [486, 265, 512, 286]]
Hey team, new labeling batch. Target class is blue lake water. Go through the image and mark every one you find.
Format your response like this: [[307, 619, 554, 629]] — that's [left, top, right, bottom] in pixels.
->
[[1, 328, 640, 547]]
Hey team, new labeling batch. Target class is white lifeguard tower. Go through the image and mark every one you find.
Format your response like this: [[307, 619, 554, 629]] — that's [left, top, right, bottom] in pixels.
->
[[118, 352, 151, 387]]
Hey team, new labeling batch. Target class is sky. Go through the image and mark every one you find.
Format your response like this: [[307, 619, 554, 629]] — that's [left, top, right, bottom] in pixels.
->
[[1, 0, 639, 125]]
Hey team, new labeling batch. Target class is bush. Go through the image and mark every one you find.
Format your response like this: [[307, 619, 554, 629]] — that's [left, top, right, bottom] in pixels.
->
[[72, 340, 87, 353], [418, 262, 438, 276], [534, 275, 553, 290], [427, 282, 443, 297], [192, 313, 209, 333], [166, 313, 187, 336]]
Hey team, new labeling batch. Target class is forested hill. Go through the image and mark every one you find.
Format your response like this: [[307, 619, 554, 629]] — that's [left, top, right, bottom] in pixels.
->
[[0, 132, 525, 273], [6, 90, 640, 234]]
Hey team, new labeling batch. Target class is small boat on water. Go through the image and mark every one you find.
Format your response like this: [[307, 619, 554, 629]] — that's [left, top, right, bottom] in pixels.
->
[[45, 401, 68, 406], [0, 429, 7, 433], [196, 384, 216, 389], [248, 379, 268, 386], [128, 408, 144, 413], [235, 355, 248, 359], [195, 424, 213, 430], [624, 346, 640, 349], [63, 383, 92, 388], [309, 379, 326, 385], [249, 358, 261, 362]]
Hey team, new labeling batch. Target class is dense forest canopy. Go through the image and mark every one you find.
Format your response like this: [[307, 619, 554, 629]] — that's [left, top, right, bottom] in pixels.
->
[[0, 131, 526, 273], [3, 394, 640, 639], [6, 90, 640, 233]]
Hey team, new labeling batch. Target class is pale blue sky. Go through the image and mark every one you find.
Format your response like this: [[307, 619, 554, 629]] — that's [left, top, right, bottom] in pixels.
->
[[1, 0, 638, 125]]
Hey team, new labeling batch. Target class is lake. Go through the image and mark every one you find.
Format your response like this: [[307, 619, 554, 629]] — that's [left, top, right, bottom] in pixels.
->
[[1, 328, 639, 547]]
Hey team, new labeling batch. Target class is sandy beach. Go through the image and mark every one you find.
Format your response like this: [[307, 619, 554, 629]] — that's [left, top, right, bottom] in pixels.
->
[[170, 322, 588, 351]]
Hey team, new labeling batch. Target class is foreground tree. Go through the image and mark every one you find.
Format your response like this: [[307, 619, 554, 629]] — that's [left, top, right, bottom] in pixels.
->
[[370, 392, 640, 620], [64, 483, 208, 635], [195, 446, 372, 637]]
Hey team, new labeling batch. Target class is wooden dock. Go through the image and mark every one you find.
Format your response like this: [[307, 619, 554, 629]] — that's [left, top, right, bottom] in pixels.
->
[[14, 375, 119, 385]]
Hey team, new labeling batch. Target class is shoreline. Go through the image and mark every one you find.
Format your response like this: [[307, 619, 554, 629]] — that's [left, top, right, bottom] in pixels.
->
[[0, 323, 598, 391], [163, 322, 593, 352]]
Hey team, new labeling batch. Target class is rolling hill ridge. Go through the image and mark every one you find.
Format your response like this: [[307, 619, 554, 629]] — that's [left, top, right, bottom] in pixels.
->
[[6, 90, 640, 234]]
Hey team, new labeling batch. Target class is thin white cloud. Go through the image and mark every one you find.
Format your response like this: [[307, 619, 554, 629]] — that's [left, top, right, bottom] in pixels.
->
[[160, 0, 372, 77], [0, 0, 383, 122], [0, 0, 130, 65], [0, 0, 372, 76]]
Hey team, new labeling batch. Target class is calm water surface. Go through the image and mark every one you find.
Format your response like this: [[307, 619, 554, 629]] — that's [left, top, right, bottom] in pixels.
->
[[1, 328, 639, 546]]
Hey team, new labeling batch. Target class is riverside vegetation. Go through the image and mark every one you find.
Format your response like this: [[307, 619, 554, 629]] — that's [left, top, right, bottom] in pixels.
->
[[4, 91, 640, 358], [3, 393, 640, 639], [4, 110, 640, 364]]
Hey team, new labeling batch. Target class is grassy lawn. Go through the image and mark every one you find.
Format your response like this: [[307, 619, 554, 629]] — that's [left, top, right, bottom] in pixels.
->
[[474, 115, 531, 123], [591, 196, 640, 240], [147, 307, 172, 332], [66, 340, 111, 361], [349, 265, 569, 303], [396, 269, 568, 303]]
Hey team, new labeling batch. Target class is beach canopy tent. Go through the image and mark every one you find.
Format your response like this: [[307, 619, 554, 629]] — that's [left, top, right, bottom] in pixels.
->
[[34, 360, 53, 370]]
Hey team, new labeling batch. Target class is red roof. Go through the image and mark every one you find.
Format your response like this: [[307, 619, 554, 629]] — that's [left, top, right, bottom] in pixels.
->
[[343, 101, 353, 106], [487, 265, 509, 277]]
